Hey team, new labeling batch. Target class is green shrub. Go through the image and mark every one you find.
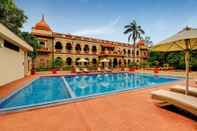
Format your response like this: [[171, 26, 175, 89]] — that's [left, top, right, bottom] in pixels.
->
[[36, 67, 49, 71]]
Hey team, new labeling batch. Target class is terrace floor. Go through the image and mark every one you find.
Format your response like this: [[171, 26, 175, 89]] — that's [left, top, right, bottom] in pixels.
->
[[0, 70, 196, 131]]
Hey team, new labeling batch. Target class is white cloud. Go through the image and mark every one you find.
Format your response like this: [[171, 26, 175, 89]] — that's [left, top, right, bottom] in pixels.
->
[[73, 17, 120, 36]]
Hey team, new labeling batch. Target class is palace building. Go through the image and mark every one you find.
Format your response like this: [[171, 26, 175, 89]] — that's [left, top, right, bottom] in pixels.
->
[[31, 16, 148, 69]]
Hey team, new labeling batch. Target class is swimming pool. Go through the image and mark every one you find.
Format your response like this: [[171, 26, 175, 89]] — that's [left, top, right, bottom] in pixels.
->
[[0, 73, 180, 112]]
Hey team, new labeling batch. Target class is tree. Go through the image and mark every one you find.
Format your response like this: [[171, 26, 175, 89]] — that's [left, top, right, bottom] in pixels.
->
[[124, 20, 145, 63], [0, 0, 27, 34], [19, 32, 40, 70]]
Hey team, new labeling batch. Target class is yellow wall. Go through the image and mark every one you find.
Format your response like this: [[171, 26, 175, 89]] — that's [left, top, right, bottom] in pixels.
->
[[0, 38, 26, 86]]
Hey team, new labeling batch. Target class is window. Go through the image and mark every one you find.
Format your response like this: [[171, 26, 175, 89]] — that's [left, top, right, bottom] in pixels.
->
[[40, 41, 45, 48], [84, 45, 89, 52], [75, 44, 81, 52], [66, 43, 72, 50], [55, 42, 62, 49], [66, 57, 72, 65], [92, 46, 97, 53], [4, 40, 19, 52]]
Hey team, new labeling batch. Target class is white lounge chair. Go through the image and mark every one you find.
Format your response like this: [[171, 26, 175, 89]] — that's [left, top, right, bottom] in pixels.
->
[[170, 85, 197, 97], [151, 89, 197, 116], [83, 68, 89, 73], [104, 67, 112, 72]]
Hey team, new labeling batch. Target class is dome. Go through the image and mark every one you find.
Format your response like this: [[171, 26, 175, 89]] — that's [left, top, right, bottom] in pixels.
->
[[33, 15, 52, 31]]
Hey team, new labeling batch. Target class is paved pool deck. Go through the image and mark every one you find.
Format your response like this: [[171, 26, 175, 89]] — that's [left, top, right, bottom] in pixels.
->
[[0, 71, 196, 131]]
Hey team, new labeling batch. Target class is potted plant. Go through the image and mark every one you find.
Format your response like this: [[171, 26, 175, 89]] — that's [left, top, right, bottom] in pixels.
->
[[128, 62, 137, 71], [51, 57, 63, 74]]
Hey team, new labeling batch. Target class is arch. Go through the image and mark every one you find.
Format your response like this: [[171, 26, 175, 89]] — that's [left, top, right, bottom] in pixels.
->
[[136, 50, 139, 56], [84, 58, 89, 65], [75, 44, 81, 52], [124, 59, 127, 65], [128, 49, 131, 55], [84, 45, 89, 52], [40, 41, 45, 48], [92, 46, 97, 53], [113, 58, 118, 68], [66, 43, 72, 51], [75, 58, 80, 65], [55, 42, 62, 49], [66, 57, 72, 65], [119, 59, 122, 66], [123, 49, 126, 55], [92, 58, 97, 65], [128, 59, 131, 65]]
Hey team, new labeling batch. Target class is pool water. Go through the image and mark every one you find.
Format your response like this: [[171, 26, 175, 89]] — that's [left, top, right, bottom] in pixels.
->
[[0, 73, 179, 111]]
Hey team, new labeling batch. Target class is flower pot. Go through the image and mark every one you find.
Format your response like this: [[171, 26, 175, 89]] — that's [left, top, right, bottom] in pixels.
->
[[31, 70, 36, 75], [52, 69, 57, 74]]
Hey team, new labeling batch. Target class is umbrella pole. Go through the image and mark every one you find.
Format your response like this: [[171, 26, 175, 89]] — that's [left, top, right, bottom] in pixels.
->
[[185, 39, 190, 95]]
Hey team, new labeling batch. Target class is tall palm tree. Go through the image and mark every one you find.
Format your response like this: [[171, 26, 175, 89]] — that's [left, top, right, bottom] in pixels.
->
[[124, 20, 145, 63]]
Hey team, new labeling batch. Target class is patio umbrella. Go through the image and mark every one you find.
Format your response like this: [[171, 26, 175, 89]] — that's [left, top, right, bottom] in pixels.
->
[[151, 26, 197, 95], [100, 58, 109, 63], [78, 58, 88, 63]]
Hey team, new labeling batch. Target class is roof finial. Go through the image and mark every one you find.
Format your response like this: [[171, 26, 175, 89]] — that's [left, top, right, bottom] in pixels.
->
[[42, 14, 45, 21]]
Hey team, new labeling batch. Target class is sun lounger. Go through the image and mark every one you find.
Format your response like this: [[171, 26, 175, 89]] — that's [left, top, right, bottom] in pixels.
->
[[170, 85, 197, 97], [75, 67, 82, 73], [83, 68, 89, 73], [104, 67, 112, 72], [151, 89, 197, 116], [97, 67, 103, 72]]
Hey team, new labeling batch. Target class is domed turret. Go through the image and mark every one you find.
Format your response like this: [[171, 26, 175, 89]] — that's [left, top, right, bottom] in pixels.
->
[[33, 15, 52, 31]]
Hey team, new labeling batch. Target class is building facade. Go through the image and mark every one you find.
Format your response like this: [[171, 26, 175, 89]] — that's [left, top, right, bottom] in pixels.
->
[[32, 16, 148, 69], [0, 23, 32, 86]]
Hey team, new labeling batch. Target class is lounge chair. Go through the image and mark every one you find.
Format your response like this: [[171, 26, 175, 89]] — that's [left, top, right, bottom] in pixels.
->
[[104, 67, 112, 72], [83, 68, 89, 73], [151, 89, 197, 116], [97, 67, 102, 72], [75, 67, 82, 73], [170, 85, 197, 97]]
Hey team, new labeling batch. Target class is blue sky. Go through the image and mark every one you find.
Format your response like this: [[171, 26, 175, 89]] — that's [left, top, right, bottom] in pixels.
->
[[16, 0, 197, 43]]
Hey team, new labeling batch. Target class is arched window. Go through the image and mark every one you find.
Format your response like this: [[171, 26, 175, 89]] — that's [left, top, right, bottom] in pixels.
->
[[84, 45, 89, 52], [92, 58, 97, 65], [119, 60, 122, 66], [123, 49, 126, 55], [84, 58, 89, 65], [113, 58, 118, 68], [136, 50, 139, 56], [66, 43, 72, 51], [128, 50, 131, 55], [55, 42, 62, 49], [124, 59, 127, 65], [92, 46, 97, 53], [128, 59, 131, 65], [66, 57, 72, 65], [75, 44, 81, 52], [75, 58, 80, 65], [40, 41, 45, 48]]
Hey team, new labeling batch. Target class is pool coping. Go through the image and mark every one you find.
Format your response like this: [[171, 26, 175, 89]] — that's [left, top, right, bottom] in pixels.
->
[[0, 72, 184, 114]]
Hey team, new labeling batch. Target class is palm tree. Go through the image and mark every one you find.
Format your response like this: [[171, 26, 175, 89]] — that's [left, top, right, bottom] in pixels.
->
[[19, 32, 40, 72], [124, 20, 145, 63]]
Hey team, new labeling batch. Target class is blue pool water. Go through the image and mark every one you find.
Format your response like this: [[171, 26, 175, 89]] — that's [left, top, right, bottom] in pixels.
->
[[0, 73, 179, 111]]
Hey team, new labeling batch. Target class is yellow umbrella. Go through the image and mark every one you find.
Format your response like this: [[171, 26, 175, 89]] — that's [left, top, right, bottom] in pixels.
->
[[151, 26, 197, 95]]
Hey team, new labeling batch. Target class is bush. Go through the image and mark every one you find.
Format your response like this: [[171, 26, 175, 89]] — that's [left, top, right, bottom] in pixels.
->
[[63, 65, 72, 71], [36, 67, 49, 71]]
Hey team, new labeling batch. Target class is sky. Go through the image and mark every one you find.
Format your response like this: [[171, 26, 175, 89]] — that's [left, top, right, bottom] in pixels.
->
[[16, 0, 197, 44]]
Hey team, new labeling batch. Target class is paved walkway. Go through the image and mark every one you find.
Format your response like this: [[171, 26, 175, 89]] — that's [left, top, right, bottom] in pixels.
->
[[0, 72, 196, 131]]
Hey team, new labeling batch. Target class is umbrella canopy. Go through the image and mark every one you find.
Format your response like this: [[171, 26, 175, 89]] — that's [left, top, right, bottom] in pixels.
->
[[100, 58, 110, 63], [151, 26, 197, 95], [78, 58, 88, 63]]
